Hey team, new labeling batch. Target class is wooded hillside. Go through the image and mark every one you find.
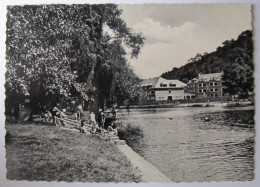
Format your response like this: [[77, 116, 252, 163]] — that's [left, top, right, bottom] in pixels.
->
[[161, 30, 253, 97]]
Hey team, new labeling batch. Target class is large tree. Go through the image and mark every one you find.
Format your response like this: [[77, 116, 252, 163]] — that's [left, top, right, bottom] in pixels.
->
[[5, 4, 145, 114]]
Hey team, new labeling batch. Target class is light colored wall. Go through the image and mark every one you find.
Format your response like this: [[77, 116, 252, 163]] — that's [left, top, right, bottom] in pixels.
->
[[155, 89, 184, 100]]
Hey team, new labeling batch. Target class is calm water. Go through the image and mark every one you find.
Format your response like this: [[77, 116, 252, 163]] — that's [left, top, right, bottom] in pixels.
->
[[116, 105, 255, 182]]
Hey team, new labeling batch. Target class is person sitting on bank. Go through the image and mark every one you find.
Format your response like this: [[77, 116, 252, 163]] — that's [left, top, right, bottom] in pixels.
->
[[107, 122, 118, 136], [91, 122, 102, 134], [42, 109, 52, 122], [59, 109, 67, 118], [57, 109, 67, 126]]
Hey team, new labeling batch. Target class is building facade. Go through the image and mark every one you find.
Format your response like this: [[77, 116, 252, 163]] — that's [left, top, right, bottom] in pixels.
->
[[141, 77, 159, 101], [141, 77, 192, 101], [186, 72, 227, 99]]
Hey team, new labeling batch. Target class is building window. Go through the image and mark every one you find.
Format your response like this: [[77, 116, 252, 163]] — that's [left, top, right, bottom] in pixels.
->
[[169, 84, 176, 87], [203, 83, 206, 87], [199, 89, 202, 93], [169, 90, 171, 93], [210, 82, 214, 86], [211, 94, 214, 97], [159, 97, 161, 99], [215, 94, 218, 97], [151, 91, 155, 94], [203, 89, 207, 92], [199, 84, 202, 87], [215, 88, 218, 92], [160, 83, 167, 87], [214, 82, 218, 86], [210, 88, 214, 92]]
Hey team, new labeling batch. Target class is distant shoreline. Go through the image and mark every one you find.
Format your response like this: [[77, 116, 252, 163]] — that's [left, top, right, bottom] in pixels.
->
[[117, 101, 254, 109]]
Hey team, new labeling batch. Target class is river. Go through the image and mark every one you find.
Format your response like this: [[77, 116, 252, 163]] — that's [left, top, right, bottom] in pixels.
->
[[116, 104, 255, 182]]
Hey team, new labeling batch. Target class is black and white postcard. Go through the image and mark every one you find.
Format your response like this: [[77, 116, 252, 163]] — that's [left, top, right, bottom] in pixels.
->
[[1, 0, 259, 187]]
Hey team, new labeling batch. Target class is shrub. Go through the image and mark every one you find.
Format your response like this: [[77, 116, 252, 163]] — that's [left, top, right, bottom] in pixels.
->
[[118, 123, 143, 139]]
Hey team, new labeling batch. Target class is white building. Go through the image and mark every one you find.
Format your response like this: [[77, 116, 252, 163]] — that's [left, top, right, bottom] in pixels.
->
[[141, 77, 191, 101]]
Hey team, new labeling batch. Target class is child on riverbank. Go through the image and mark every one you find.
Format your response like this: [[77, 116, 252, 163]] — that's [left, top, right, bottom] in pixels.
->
[[97, 109, 105, 128], [90, 112, 97, 133], [52, 104, 61, 126]]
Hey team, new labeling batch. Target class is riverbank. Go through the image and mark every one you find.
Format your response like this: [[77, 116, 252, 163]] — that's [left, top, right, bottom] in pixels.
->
[[5, 123, 142, 182], [117, 100, 253, 109]]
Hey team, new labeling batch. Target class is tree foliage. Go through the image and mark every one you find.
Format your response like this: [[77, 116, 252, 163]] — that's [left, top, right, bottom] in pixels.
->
[[5, 4, 145, 114], [161, 30, 253, 97]]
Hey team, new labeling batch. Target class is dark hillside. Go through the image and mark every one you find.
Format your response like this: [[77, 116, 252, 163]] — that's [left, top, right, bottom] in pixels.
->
[[161, 30, 253, 97]]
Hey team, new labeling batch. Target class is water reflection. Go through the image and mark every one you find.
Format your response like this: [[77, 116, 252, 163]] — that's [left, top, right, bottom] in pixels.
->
[[117, 106, 255, 182], [195, 110, 254, 129]]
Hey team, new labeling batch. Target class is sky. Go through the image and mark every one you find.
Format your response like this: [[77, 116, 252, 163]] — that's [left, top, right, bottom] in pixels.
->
[[118, 4, 252, 79]]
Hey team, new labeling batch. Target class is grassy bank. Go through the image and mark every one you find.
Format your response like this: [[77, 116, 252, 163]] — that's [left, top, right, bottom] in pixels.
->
[[5, 123, 142, 182]]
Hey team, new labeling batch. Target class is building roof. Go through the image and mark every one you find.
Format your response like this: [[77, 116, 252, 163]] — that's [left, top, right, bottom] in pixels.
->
[[198, 72, 223, 81], [188, 72, 223, 83], [141, 77, 186, 89], [155, 77, 186, 88], [141, 77, 160, 88]]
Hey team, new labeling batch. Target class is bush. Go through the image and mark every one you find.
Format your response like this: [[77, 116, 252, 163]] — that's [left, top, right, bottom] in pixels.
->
[[118, 123, 143, 139]]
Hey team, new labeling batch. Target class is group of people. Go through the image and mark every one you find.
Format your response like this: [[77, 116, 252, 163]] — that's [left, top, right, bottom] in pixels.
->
[[49, 102, 84, 125], [50, 103, 118, 135], [88, 109, 118, 135], [51, 104, 68, 126]]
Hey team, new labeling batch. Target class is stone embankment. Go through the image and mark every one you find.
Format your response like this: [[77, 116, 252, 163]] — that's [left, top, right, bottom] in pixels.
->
[[116, 142, 172, 183]]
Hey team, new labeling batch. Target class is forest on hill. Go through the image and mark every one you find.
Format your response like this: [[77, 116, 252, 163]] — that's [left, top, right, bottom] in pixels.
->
[[161, 30, 254, 98]]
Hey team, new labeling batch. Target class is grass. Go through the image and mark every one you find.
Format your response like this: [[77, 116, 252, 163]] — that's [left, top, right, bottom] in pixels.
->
[[5, 123, 143, 182]]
